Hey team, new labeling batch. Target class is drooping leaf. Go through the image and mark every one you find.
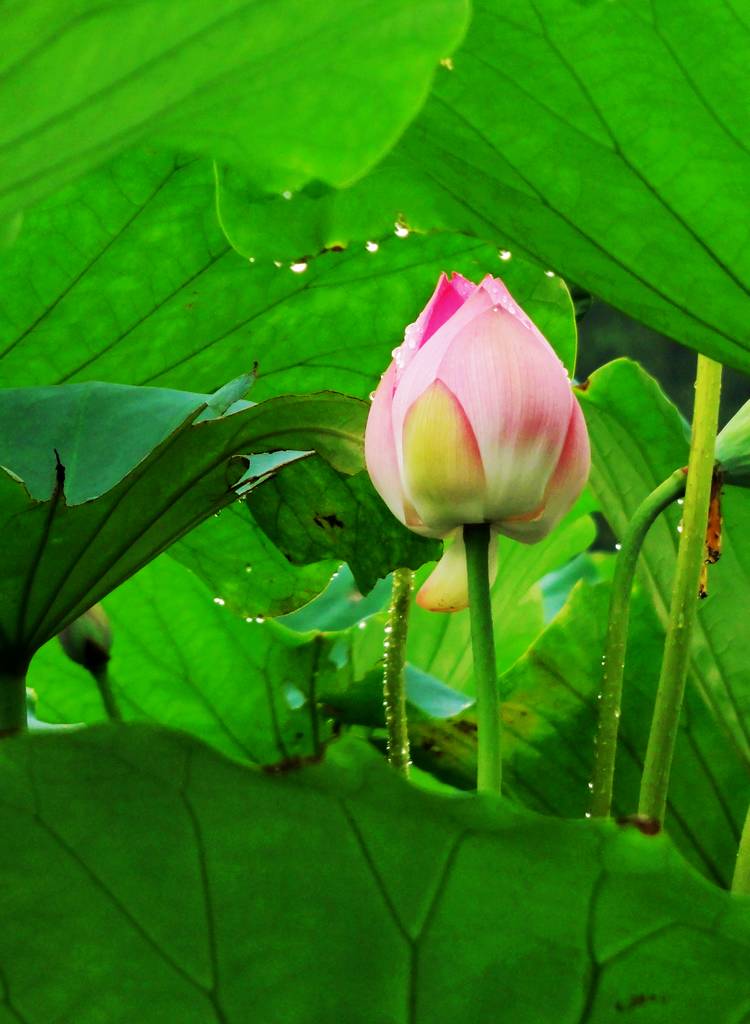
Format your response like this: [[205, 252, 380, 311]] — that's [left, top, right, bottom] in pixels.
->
[[2, 727, 750, 1022], [233, 0, 750, 371], [0, 0, 470, 215], [248, 455, 441, 594], [216, 165, 579, 375], [0, 151, 578, 389], [0, 383, 366, 663]]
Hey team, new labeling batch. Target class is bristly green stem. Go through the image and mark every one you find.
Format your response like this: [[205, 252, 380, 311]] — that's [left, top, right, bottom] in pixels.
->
[[732, 803, 750, 895], [590, 468, 687, 818], [464, 523, 502, 793], [0, 662, 28, 738], [383, 568, 413, 776], [639, 355, 723, 824]]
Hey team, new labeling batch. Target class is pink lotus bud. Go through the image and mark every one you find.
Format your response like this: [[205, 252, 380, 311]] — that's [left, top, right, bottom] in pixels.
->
[[365, 272, 590, 611]]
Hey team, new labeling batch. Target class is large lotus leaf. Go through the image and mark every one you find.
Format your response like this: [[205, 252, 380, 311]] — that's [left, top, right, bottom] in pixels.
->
[[578, 359, 750, 769], [0, 383, 366, 663], [0, 0, 469, 216], [28, 556, 384, 765], [247, 454, 441, 594], [216, 0, 750, 372], [1, 727, 750, 1022], [0, 151, 578, 390]]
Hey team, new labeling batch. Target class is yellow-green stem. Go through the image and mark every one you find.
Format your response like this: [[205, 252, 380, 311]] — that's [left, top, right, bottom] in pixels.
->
[[638, 355, 722, 823], [464, 523, 501, 793], [590, 469, 687, 817], [383, 568, 413, 776]]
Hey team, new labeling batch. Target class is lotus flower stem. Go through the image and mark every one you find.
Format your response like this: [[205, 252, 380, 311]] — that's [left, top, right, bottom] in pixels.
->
[[0, 664, 27, 738], [464, 523, 502, 793], [639, 355, 722, 824], [732, 803, 750, 894], [383, 567, 413, 776], [590, 468, 687, 817]]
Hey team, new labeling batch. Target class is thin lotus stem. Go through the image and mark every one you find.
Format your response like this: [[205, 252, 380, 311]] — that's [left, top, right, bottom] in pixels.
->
[[590, 468, 687, 818], [464, 523, 501, 793], [92, 666, 122, 722], [383, 568, 413, 776], [732, 802, 750, 895], [639, 355, 722, 824], [0, 662, 28, 738]]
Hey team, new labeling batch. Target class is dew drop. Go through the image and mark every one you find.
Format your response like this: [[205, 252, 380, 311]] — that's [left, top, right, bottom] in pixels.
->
[[282, 190, 293, 200], [615, 542, 622, 551], [394, 222, 409, 238], [584, 812, 592, 819], [365, 240, 379, 253], [245, 565, 253, 573], [213, 597, 225, 606], [357, 621, 367, 630], [255, 616, 265, 624], [677, 497, 684, 505], [587, 781, 594, 791], [499, 250, 512, 261], [440, 56, 454, 70], [248, 256, 256, 264], [384, 625, 393, 634], [369, 390, 376, 401], [290, 261, 307, 274], [545, 270, 555, 277], [677, 523, 683, 533], [273, 260, 283, 268]]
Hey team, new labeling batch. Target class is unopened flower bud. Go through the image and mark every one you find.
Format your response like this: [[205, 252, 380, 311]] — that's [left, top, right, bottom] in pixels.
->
[[365, 272, 590, 611], [59, 605, 112, 673]]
